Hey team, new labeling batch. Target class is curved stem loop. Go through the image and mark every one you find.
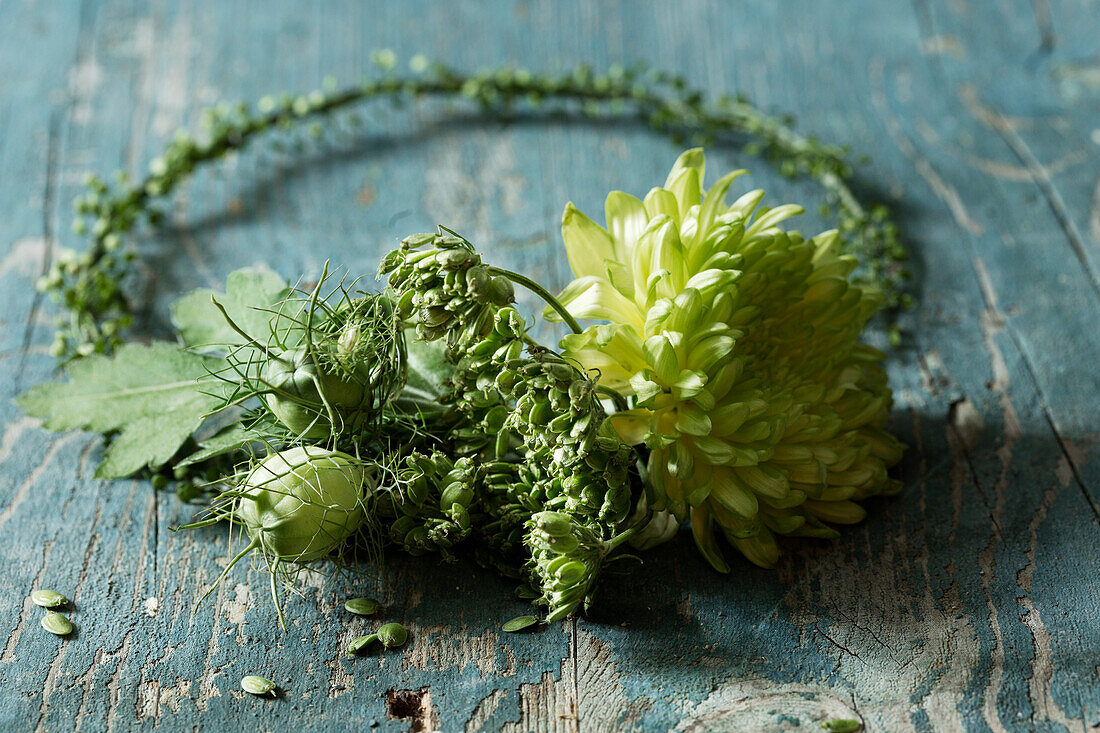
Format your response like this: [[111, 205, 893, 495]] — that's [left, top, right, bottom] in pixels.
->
[[488, 266, 583, 335]]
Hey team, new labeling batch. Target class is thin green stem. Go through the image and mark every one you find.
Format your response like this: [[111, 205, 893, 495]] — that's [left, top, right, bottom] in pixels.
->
[[595, 384, 628, 412], [488, 266, 583, 335], [49, 58, 907, 361]]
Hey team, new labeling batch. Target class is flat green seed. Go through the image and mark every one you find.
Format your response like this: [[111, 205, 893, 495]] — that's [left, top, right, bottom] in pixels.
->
[[821, 719, 861, 733], [240, 675, 276, 696], [31, 590, 68, 609], [346, 634, 377, 657], [41, 612, 73, 636], [376, 622, 408, 649], [343, 597, 381, 616], [502, 615, 539, 633]]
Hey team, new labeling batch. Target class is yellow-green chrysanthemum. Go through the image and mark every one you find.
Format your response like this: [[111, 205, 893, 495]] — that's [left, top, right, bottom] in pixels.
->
[[548, 149, 904, 571]]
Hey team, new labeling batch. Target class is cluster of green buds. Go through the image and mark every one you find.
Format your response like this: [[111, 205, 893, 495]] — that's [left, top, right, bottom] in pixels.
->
[[379, 232, 515, 351], [497, 352, 633, 526], [524, 512, 615, 621], [385, 451, 477, 559], [445, 306, 634, 526], [382, 232, 641, 620]]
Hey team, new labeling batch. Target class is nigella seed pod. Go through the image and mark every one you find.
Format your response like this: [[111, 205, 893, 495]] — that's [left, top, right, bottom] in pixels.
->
[[466, 266, 491, 292], [548, 413, 574, 435], [436, 248, 471, 269], [528, 400, 553, 426]]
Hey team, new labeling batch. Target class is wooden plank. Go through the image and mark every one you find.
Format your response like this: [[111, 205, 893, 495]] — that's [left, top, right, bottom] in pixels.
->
[[0, 0, 1097, 730]]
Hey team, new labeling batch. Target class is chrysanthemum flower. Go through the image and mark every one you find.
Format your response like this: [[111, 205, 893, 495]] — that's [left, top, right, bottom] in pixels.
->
[[549, 149, 903, 571]]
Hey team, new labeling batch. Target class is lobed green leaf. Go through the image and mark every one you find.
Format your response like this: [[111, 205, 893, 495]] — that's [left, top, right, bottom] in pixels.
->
[[170, 266, 292, 352], [17, 342, 227, 478]]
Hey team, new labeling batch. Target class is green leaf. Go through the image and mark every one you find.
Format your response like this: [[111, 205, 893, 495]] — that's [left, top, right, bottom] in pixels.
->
[[175, 422, 263, 469], [17, 342, 226, 478], [170, 267, 291, 351], [392, 332, 452, 415]]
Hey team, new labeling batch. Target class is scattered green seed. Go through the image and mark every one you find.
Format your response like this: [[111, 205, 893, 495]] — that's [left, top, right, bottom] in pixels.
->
[[41, 612, 73, 636], [344, 597, 381, 616], [347, 634, 377, 657], [31, 590, 68, 609], [502, 615, 539, 633], [822, 719, 861, 733], [376, 622, 408, 649], [240, 675, 276, 697]]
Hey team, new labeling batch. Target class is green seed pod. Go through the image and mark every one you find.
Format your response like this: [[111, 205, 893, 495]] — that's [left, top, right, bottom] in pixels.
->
[[346, 634, 377, 657], [240, 675, 277, 697], [376, 622, 408, 649], [31, 590, 68, 609], [502, 615, 539, 633], [439, 482, 473, 510], [261, 347, 367, 439], [344, 597, 381, 616], [41, 612, 73, 636], [235, 447, 369, 563]]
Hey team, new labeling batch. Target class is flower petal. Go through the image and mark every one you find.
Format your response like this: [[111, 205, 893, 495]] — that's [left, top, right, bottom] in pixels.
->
[[609, 409, 651, 445], [604, 191, 647, 263], [560, 324, 646, 392], [643, 186, 679, 222], [690, 504, 730, 573], [561, 202, 617, 278], [746, 203, 804, 236], [647, 219, 687, 292], [553, 276, 644, 329], [630, 215, 671, 300], [666, 168, 702, 222], [664, 148, 706, 192], [695, 170, 746, 245], [665, 148, 705, 220]]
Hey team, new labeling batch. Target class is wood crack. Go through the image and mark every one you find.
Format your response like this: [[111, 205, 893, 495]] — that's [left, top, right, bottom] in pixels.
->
[[814, 627, 869, 667], [959, 86, 1100, 301], [972, 259, 1100, 523]]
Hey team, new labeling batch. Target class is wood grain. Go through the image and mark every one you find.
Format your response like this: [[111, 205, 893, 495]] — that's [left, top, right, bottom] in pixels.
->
[[1, 0, 1097, 730]]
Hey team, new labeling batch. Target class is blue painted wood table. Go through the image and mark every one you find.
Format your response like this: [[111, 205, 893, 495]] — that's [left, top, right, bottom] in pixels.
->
[[1, 1, 1098, 731]]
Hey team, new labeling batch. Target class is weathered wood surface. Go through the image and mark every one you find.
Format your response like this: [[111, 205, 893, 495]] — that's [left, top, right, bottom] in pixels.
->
[[1, 0, 1098, 730]]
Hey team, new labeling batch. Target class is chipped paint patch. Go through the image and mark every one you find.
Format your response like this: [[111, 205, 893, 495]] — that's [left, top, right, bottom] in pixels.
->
[[948, 398, 983, 452], [225, 583, 251, 625], [386, 687, 440, 732], [492, 627, 651, 732], [403, 625, 517, 677], [674, 678, 861, 732], [465, 689, 506, 732]]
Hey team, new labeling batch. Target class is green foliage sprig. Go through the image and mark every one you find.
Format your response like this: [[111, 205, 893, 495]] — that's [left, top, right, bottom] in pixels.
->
[[42, 54, 909, 361]]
